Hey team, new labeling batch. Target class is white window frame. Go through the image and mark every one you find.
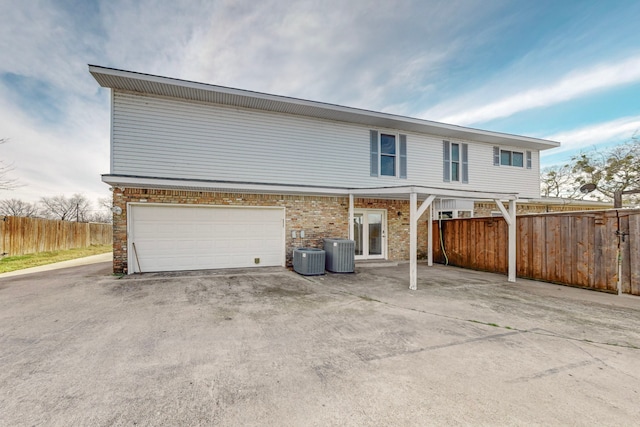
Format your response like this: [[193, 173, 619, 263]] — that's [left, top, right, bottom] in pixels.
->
[[450, 142, 461, 182], [370, 130, 407, 179], [443, 141, 468, 183], [494, 147, 531, 168], [379, 132, 398, 177]]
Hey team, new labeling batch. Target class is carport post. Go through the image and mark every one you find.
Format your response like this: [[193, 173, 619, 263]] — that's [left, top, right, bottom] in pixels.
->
[[410, 192, 418, 290], [494, 198, 517, 283], [428, 202, 433, 266], [508, 199, 516, 282], [410, 193, 436, 290], [348, 194, 354, 240]]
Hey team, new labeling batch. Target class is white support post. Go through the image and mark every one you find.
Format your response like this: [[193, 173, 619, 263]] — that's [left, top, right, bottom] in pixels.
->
[[348, 194, 354, 240], [508, 199, 517, 282], [494, 199, 517, 282], [410, 192, 418, 290], [416, 194, 436, 219], [428, 202, 433, 266]]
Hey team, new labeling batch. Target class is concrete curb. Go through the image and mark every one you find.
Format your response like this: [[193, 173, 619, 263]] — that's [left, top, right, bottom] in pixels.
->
[[0, 252, 113, 278]]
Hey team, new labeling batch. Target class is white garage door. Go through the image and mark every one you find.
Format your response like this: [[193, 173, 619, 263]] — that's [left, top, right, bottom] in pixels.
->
[[128, 204, 284, 273]]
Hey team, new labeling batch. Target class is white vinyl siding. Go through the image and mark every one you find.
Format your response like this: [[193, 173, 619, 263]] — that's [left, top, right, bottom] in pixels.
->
[[112, 92, 542, 198]]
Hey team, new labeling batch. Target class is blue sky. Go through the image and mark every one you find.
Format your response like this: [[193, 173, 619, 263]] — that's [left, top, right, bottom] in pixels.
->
[[1, 0, 640, 203]]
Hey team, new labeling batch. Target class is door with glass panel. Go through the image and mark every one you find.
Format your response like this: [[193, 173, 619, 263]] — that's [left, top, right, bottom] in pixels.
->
[[353, 209, 386, 260]]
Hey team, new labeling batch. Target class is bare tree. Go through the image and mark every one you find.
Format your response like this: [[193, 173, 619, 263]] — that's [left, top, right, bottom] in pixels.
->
[[88, 197, 113, 223], [40, 194, 92, 221], [572, 135, 640, 204], [0, 198, 39, 217], [0, 138, 19, 191], [540, 164, 581, 199]]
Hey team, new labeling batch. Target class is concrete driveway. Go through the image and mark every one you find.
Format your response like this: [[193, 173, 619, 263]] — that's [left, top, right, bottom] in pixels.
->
[[1, 262, 638, 426]]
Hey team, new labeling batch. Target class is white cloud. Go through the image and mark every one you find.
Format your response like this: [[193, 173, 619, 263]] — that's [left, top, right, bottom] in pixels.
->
[[0, 85, 110, 204], [541, 116, 640, 157], [0, 0, 638, 206], [424, 55, 640, 125], [177, 0, 505, 110]]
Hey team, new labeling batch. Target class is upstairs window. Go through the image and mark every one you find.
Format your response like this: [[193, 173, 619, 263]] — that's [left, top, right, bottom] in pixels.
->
[[494, 147, 532, 169], [370, 130, 407, 178], [380, 134, 396, 176], [443, 141, 468, 183]]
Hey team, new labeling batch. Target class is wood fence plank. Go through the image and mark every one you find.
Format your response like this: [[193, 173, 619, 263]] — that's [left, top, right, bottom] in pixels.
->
[[499, 218, 507, 274], [593, 214, 605, 290], [517, 217, 527, 277], [478, 220, 486, 269], [574, 215, 590, 287], [531, 216, 543, 278], [619, 214, 631, 294], [629, 213, 640, 296], [560, 215, 573, 284], [605, 211, 619, 292]]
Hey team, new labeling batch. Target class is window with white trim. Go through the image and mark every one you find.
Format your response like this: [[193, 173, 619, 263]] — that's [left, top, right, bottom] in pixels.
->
[[370, 130, 407, 178], [380, 133, 396, 176], [443, 141, 468, 183], [493, 147, 532, 169]]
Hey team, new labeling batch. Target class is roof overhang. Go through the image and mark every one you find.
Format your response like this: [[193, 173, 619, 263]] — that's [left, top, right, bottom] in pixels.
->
[[103, 175, 518, 201], [89, 65, 560, 151], [518, 197, 611, 206]]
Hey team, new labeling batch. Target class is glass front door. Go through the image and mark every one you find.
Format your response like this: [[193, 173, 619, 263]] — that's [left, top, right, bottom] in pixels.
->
[[353, 209, 386, 260]]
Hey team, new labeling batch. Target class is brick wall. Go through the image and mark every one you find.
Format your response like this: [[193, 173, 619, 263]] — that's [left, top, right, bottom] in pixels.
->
[[112, 188, 430, 274], [354, 199, 430, 261]]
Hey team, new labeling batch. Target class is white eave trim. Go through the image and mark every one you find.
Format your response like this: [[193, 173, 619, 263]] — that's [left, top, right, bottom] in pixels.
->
[[89, 65, 561, 151], [350, 186, 518, 201], [102, 175, 518, 201], [102, 175, 349, 196]]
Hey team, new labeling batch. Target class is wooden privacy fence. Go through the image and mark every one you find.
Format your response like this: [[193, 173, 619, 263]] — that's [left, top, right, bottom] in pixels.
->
[[432, 209, 640, 296], [0, 216, 113, 256]]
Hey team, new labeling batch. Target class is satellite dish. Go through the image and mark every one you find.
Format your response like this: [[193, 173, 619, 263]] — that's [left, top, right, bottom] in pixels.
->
[[579, 183, 597, 194]]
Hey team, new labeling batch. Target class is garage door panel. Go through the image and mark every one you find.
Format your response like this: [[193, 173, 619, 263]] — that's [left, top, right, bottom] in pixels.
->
[[130, 205, 284, 273]]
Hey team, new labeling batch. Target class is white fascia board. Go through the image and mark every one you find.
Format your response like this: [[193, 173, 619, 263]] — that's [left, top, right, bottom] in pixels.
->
[[102, 175, 350, 196], [103, 176, 519, 201], [349, 186, 518, 201]]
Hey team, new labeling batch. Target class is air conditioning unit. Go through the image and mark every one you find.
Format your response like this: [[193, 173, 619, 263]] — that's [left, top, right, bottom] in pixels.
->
[[293, 248, 325, 275], [323, 238, 355, 273]]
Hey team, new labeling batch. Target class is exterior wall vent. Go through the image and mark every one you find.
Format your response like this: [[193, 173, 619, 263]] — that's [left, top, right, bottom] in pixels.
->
[[293, 248, 325, 275], [324, 238, 355, 273]]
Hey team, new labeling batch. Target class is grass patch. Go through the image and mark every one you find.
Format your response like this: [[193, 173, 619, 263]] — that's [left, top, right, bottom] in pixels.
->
[[0, 244, 112, 273]]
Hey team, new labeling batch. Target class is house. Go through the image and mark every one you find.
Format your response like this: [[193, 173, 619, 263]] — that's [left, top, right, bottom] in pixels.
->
[[89, 65, 560, 289]]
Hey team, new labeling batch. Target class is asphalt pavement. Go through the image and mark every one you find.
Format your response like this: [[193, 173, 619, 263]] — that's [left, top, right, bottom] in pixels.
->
[[1, 261, 638, 426]]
